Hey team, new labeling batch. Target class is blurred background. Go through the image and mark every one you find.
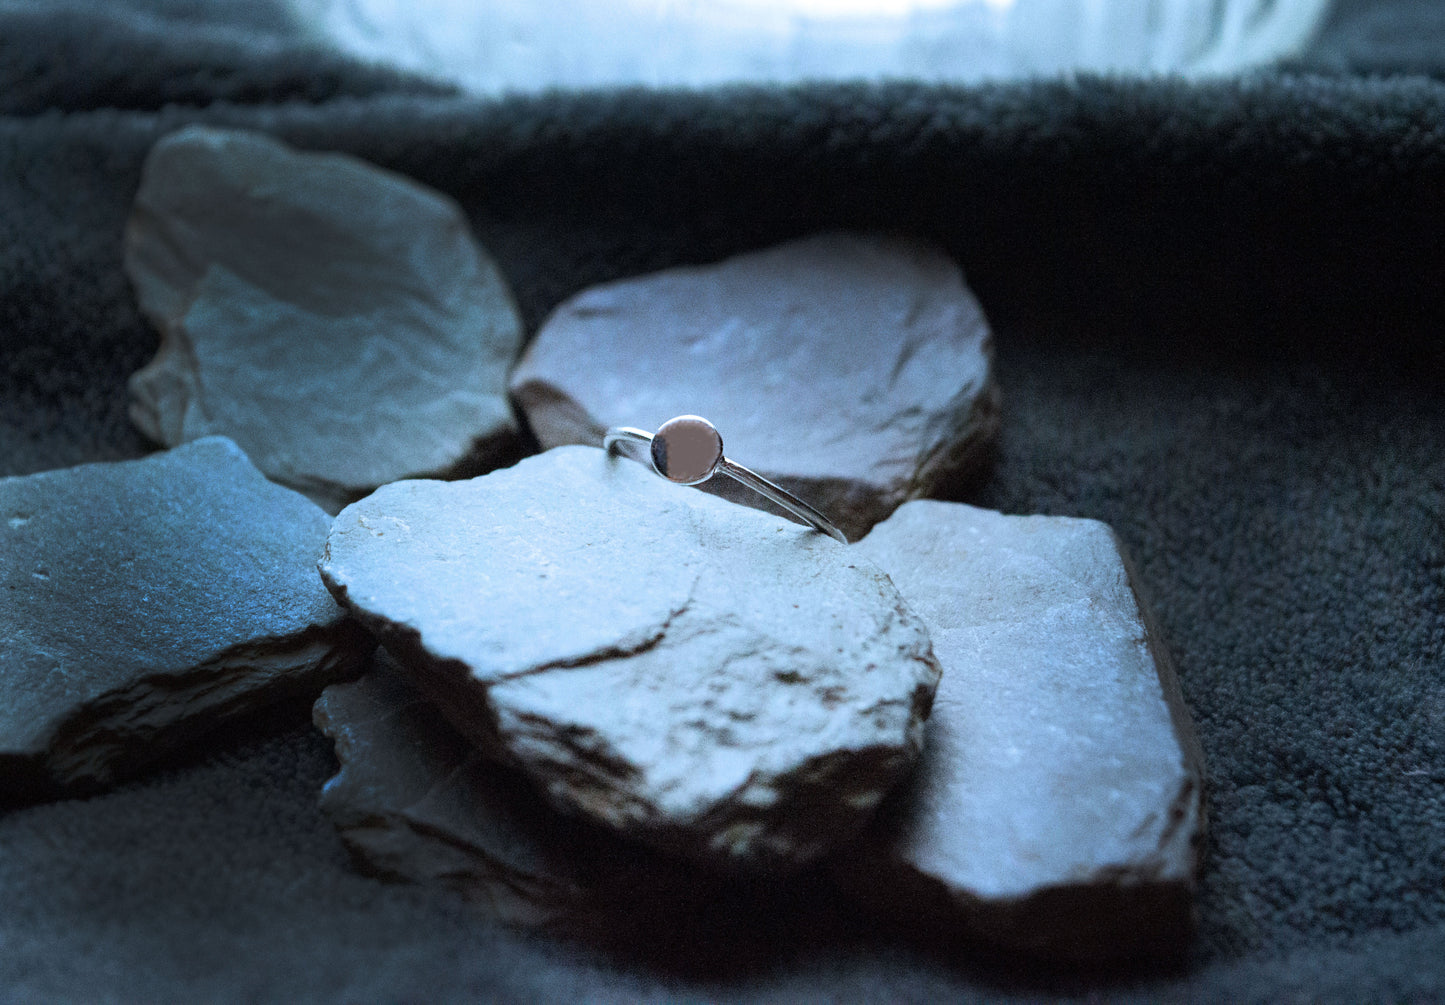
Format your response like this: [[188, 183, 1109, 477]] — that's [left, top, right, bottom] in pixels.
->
[[293, 0, 1334, 91]]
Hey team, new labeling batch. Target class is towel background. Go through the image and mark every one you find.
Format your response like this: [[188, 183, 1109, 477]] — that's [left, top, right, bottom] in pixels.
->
[[2, 1, 1442, 999]]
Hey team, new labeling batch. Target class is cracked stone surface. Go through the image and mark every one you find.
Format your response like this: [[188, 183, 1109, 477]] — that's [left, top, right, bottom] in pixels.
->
[[840, 500, 1206, 961], [509, 233, 999, 542], [318, 445, 941, 871], [314, 651, 699, 928], [0, 437, 373, 799], [126, 125, 524, 513]]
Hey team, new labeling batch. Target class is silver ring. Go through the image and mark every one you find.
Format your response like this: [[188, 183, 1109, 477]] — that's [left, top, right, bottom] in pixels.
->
[[603, 415, 847, 544]]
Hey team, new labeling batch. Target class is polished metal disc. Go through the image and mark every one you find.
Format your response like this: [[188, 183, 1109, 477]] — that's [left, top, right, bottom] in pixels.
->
[[650, 414, 724, 485], [603, 415, 846, 542]]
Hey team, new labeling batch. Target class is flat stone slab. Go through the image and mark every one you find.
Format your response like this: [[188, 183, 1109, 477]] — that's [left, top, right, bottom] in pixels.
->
[[315, 651, 694, 928], [0, 438, 373, 798], [841, 500, 1206, 961], [318, 445, 941, 871], [509, 233, 999, 542], [126, 125, 524, 513]]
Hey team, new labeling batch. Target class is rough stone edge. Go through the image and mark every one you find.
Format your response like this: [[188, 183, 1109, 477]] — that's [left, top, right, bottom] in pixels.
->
[[316, 493, 943, 871], [508, 378, 608, 455], [130, 346, 527, 516], [311, 655, 742, 938], [833, 524, 1206, 963], [125, 293, 203, 451], [129, 345, 526, 513], [1113, 529, 1210, 891], [316, 557, 512, 762], [907, 376, 1002, 506], [2, 621, 374, 802], [289, 421, 528, 516], [311, 662, 588, 927]]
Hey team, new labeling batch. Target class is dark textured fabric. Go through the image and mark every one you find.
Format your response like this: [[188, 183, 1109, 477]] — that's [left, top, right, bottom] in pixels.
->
[[1, 4, 1442, 1001], [1303, 0, 1445, 76]]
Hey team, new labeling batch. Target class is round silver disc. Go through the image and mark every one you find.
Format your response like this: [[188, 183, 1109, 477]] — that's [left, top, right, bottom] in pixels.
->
[[650, 415, 724, 485]]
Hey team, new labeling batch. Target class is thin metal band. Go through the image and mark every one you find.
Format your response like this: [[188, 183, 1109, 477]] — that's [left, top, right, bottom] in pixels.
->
[[603, 426, 847, 543]]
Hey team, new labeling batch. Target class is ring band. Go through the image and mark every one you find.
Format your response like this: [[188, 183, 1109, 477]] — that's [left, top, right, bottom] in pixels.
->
[[603, 415, 847, 544]]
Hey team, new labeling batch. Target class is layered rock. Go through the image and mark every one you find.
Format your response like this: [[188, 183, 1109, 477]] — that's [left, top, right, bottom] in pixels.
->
[[318, 445, 941, 870], [314, 655, 593, 924], [0, 438, 373, 798], [841, 500, 1206, 960], [126, 125, 524, 512], [315, 652, 694, 926], [510, 233, 999, 541]]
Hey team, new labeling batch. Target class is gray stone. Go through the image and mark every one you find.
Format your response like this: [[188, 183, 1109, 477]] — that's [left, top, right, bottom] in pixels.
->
[[509, 233, 999, 542], [313, 654, 592, 924], [314, 651, 694, 927], [841, 500, 1206, 961], [126, 125, 524, 513], [0, 437, 373, 798], [318, 445, 941, 871]]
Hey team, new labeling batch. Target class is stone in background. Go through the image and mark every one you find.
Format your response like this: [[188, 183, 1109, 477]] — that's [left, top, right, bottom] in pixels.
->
[[510, 233, 999, 542], [126, 125, 524, 513], [0, 437, 374, 799]]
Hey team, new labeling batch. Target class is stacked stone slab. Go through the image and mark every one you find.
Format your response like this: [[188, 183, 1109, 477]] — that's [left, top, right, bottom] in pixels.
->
[[843, 500, 1206, 960], [317, 446, 942, 871], [510, 233, 1000, 542], [0, 438, 374, 798], [314, 650, 708, 929], [125, 126, 525, 513], [82, 137, 1205, 958], [314, 493, 1206, 960]]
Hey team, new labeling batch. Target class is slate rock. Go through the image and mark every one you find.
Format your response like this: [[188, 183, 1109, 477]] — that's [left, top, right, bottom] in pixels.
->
[[315, 656, 858, 955], [840, 500, 1206, 961], [313, 653, 593, 925], [314, 651, 699, 928], [509, 233, 999, 542], [126, 125, 524, 513], [318, 445, 941, 871], [0, 438, 373, 799]]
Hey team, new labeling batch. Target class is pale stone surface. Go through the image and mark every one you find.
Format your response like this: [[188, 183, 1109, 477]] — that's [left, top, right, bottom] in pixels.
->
[[509, 233, 999, 542], [318, 445, 941, 870], [125, 125, 524, 513], [314, 651, 696, 927], [842, 500, 1206, 961], [0, 437, 373, 798]]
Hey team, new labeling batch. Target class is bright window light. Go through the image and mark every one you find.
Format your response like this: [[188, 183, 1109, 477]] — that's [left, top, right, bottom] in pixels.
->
[[294, 0, 1333, 94]]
